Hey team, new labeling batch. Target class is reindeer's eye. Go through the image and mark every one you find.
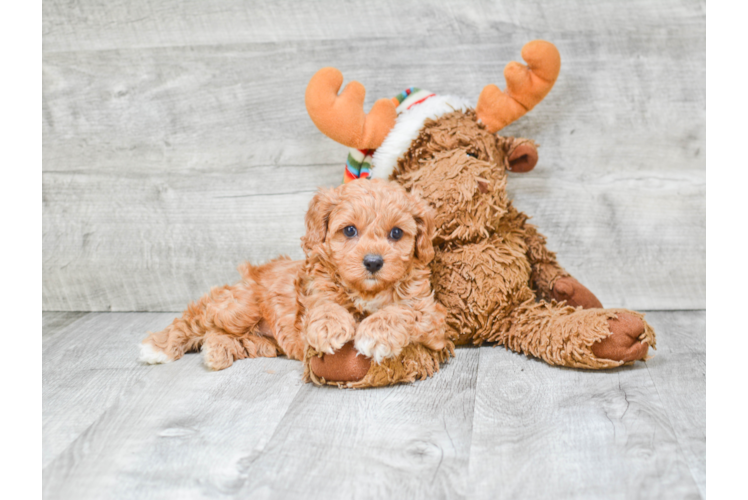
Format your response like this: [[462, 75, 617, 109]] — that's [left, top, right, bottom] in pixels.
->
[[389, 227, 403, 241], [343, 226, 358, 238]]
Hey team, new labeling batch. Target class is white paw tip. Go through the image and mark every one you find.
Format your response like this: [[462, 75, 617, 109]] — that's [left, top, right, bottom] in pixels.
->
[[139, 343, 172, 364], [354, 337, 375, 357], [371, 345, 393, 364], [355, 337, 393, 364], [201, 344, 231, 371], [201, 345, 216, 369]]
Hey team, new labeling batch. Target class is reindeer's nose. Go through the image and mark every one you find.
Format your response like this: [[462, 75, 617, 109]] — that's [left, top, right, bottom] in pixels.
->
[[363, 254, 384, 274]]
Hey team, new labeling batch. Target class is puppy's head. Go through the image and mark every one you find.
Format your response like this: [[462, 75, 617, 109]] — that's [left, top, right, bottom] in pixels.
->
[[302, 179, 435, 293]]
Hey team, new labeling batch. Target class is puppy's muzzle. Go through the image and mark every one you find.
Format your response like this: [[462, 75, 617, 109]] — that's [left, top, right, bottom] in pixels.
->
[[363, 254, 384, 274]]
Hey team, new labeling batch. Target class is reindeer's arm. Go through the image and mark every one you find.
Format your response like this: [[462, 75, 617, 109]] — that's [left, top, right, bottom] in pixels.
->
[[527, 225, 603, 308], [506, 202, 603, 309], [521, 218, 568, 300], [497, 134, 603, 309]]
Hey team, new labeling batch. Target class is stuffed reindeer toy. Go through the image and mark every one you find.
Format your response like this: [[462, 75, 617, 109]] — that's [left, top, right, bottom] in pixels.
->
[[304, 40, 656, 387]]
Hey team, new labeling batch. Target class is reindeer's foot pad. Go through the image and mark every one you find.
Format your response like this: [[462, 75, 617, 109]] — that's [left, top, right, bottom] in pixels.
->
[[304, 341, 455, 389], [551, 276, 603, 309], [308, 342, 371, 382], [593, 312, 654, 364]]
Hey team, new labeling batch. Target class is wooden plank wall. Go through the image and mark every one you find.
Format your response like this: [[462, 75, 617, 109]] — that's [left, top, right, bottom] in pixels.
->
[[42, 0, 705, 312]]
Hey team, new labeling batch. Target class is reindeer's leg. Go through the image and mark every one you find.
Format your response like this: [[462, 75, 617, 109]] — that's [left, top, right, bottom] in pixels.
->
[[523, 222, 604, 308], [507, 209, 654, 360], [305, 341, 454, 388], [305, 299, 452, 387], [522, 221, 568, 297], [486, 297, 655, 368]]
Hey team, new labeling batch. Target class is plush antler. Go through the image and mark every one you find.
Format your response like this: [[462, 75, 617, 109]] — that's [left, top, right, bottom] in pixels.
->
[[305, 67, 397, 149], [475, 40, 561, 133]]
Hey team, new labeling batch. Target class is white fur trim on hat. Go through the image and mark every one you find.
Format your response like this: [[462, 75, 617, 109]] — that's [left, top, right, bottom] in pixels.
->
[[370, 94, 473, 180]]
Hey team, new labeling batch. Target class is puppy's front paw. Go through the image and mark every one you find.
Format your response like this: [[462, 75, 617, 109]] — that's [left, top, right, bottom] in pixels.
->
[[354, 316, 409, 364], [306, 316, 356, 355]]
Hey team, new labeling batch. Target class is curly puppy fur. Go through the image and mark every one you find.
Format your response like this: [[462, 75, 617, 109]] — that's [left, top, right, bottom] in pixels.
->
[[140, 179, 448, 371]]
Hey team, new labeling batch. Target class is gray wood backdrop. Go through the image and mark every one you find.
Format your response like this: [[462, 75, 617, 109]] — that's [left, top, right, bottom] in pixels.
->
[[42, 0, 705, 312]]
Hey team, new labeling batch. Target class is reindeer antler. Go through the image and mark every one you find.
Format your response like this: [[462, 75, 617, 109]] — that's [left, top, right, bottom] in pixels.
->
[[475, 40, 561, 133], [305, 68, 397, 150]]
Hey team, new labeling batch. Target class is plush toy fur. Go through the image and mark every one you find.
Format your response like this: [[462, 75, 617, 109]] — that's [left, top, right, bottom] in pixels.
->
[[140, 180, 450, 372], [393, 108, 656, 367], [303, 40, 656, 386]]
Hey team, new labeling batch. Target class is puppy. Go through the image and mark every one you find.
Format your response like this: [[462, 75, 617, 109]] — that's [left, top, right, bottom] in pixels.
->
[[140, 179, 447, 371]]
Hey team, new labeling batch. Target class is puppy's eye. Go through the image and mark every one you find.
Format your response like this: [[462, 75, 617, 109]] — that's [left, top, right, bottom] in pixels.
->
[[343, 226, 358, 238], [466, 152, 478, 158], [389, 227, 403, 241]]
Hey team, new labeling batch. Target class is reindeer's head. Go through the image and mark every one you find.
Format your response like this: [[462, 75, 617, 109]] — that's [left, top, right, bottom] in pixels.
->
[[305, 41, 560, 244]]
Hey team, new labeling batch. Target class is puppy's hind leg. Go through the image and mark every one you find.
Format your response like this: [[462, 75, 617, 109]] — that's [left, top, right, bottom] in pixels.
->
[[140, 282, 262, 367], [140, 299, 212, 365], [202, 330, 281, 371]]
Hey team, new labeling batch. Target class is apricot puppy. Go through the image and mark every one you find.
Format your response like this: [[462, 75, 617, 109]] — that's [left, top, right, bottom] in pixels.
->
[[140, 179, 447, 372]]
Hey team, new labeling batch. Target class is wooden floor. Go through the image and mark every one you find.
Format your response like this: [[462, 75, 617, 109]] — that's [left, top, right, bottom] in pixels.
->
[[42, 310, 705, 499]]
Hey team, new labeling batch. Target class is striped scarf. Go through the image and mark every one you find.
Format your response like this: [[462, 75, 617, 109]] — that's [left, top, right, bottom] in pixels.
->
[[343, 87, 436, 183]]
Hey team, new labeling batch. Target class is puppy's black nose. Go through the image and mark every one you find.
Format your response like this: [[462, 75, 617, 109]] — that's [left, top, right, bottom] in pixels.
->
[[363, 254, 384, 274]]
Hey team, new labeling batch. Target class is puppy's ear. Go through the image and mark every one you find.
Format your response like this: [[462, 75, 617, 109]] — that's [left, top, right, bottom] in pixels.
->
[[302, 186, 340, 256], [410, 194, 436, 265]]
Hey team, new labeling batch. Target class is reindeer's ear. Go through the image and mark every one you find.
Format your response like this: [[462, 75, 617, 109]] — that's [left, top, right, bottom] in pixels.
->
[[409, 194, 436, 265], [302, 187, 340, 256], [496, 136, 539, 173], [476, 40, 561, 133], [305, 67, 396, 149]]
